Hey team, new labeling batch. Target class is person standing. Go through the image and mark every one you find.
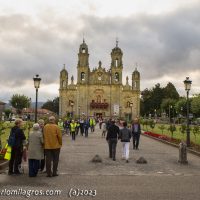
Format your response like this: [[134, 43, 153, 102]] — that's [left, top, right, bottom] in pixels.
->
[[106, 119, 120, 161], [84, 118, 90, 137], [132, 118, 141, 150], [8, 119, 26, 175], [38, 119, 45, 172], [79, 118, 84, 136], [102, 120, 107, 138], [44, 116, 62, 177], [119, 121, 132, 163], [28, 123, 44, 177], [58, 119, 64, 135], [70, 120, 77, 141], [89, 117, 95, 132]]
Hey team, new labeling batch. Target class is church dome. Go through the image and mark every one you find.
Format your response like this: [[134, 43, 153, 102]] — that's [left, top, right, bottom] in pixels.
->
[[111, 40, 123, 55], [79, 39, 88, 53], [132, 68, 140, 77]]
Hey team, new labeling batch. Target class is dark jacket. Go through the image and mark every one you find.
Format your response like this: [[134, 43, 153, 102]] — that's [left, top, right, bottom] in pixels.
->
[[119, 127, 132, 142], [11, 126, 26, 149], [132, 123, 141, 135], [106, 124, 120, 140]]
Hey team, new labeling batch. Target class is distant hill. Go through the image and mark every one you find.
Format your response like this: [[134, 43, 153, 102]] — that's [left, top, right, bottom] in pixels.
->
[[5, 102, 45, 109]]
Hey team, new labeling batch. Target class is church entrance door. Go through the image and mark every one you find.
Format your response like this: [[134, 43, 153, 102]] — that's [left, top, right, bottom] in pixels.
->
[[95, 113, 102, 119]]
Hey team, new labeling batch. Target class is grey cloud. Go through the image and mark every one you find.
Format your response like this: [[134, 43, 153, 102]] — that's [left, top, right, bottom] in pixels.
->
[[0, 2, 200, 101]]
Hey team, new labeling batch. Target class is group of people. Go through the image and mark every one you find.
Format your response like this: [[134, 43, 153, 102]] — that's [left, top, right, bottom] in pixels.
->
[[106, 118, 141, 163], [58, 117, 96, 140], [8, 116, 62, 178], [7, 116, 140, 178]]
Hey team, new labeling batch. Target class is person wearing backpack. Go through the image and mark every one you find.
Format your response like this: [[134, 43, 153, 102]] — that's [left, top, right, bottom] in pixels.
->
[[8, 119, 26, 175]]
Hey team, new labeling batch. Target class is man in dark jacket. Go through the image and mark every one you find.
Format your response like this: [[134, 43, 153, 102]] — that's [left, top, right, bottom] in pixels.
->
[[106, 119, 120, 161], [8, 119, 26, 175], [119, 121, 132, 163], [132, 118, 141, 150]]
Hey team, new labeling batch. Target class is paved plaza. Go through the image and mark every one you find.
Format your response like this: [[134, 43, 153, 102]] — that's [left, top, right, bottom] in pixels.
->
[[1, 126, 200, 200]]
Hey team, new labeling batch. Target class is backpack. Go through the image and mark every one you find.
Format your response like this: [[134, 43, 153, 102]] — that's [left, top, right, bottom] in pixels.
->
[[8, 129, 16, 147]]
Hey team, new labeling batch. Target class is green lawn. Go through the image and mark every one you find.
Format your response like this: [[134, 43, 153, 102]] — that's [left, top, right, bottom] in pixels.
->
[[142, 123, 200, 145]]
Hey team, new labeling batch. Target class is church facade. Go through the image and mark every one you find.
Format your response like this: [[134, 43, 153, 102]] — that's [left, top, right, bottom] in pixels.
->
[[59, 40, 140, 121]]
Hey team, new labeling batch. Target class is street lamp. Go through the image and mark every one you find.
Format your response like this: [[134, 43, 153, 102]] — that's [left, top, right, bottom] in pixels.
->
[[169, 105, 172, 123], [130, 102, 133, 121], [184, 77, 192, 147], [119, 106, 122, 118], [70, 101, 74, 118], [33, 74, 41, 123], [78, 106, 81, 119]]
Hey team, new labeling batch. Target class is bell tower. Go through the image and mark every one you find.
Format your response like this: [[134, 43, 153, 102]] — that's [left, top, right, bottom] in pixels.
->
[[77, 39, 90, 84], [60, 64, 68, 89], [132, 67, 140, 91], [110, 39, 123, 85]]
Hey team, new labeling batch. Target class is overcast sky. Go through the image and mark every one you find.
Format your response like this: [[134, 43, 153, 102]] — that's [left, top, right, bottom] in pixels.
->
[[0, 0, 200, 103]]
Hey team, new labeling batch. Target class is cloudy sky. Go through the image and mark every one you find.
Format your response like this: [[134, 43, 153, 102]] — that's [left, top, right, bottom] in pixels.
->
[[0, 0, 200, 103]]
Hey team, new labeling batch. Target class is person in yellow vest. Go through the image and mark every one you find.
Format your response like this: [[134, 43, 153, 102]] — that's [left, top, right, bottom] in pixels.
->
[[58, 119, 64, 135], [90, 118, 96, 132], [70, 120, 77, 141]]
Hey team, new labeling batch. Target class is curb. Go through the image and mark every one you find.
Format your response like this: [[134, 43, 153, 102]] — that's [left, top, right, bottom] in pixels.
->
[[0, 160, 9, 170], [141, 133, 200, 157]]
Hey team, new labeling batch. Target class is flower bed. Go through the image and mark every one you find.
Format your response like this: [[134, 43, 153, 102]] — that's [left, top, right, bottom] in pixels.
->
[[143, 131, 183, 144], [143, 131, 200, 152]]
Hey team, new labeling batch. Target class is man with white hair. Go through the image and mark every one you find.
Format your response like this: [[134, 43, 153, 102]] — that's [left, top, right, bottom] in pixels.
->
[[43, 116, 62, 177], [28, 123, 44, 177]]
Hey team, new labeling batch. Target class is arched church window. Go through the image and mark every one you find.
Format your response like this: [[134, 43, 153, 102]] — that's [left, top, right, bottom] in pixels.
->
[[97, 95, 101, 103], [81, 72, 85, 81], [115, 72, 119, 82], [82, 48, 86, 53], [115, 59, 118, 67], [127, 101, 130, 107]]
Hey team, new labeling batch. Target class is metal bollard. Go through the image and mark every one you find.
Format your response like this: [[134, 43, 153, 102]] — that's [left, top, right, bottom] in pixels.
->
[[178, 142, 188, 164]]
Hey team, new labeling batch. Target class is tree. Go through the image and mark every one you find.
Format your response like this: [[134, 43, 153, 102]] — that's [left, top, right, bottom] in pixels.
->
[[163, 82, 180, 100], [191, 94, 200, 117], [4, 109, 12, 119], [192, 125, 200, 142], [10, 94, 30, 114], [161, 98, 177, 121], [168, 124, 176, 138], [179, 124, 186, 139], [149, 119, 156, 130], [42, 97, 59, 114], [158, 124, 165, 134], [175, 98, 187, 117]]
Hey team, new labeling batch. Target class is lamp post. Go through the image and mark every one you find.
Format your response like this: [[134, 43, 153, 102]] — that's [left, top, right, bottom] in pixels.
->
[[169, 105, 172, 123], [119, 106, 122, 118], [130, 102, 133, 122], [33, 74, 41, 123], [78, 106, 80, 119], [70, 101, 74, 118], [184, 77, 192, 147]]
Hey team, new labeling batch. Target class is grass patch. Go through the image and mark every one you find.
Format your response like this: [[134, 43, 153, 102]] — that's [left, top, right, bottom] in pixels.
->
[[142, 123, 200, 145]]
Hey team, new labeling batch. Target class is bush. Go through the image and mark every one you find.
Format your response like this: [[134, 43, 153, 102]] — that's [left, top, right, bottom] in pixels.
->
[[168, 124, 176, 138]]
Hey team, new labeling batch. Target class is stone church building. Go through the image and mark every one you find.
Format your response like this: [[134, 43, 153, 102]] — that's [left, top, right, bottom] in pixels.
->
[[59, 40, 140, 121]]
